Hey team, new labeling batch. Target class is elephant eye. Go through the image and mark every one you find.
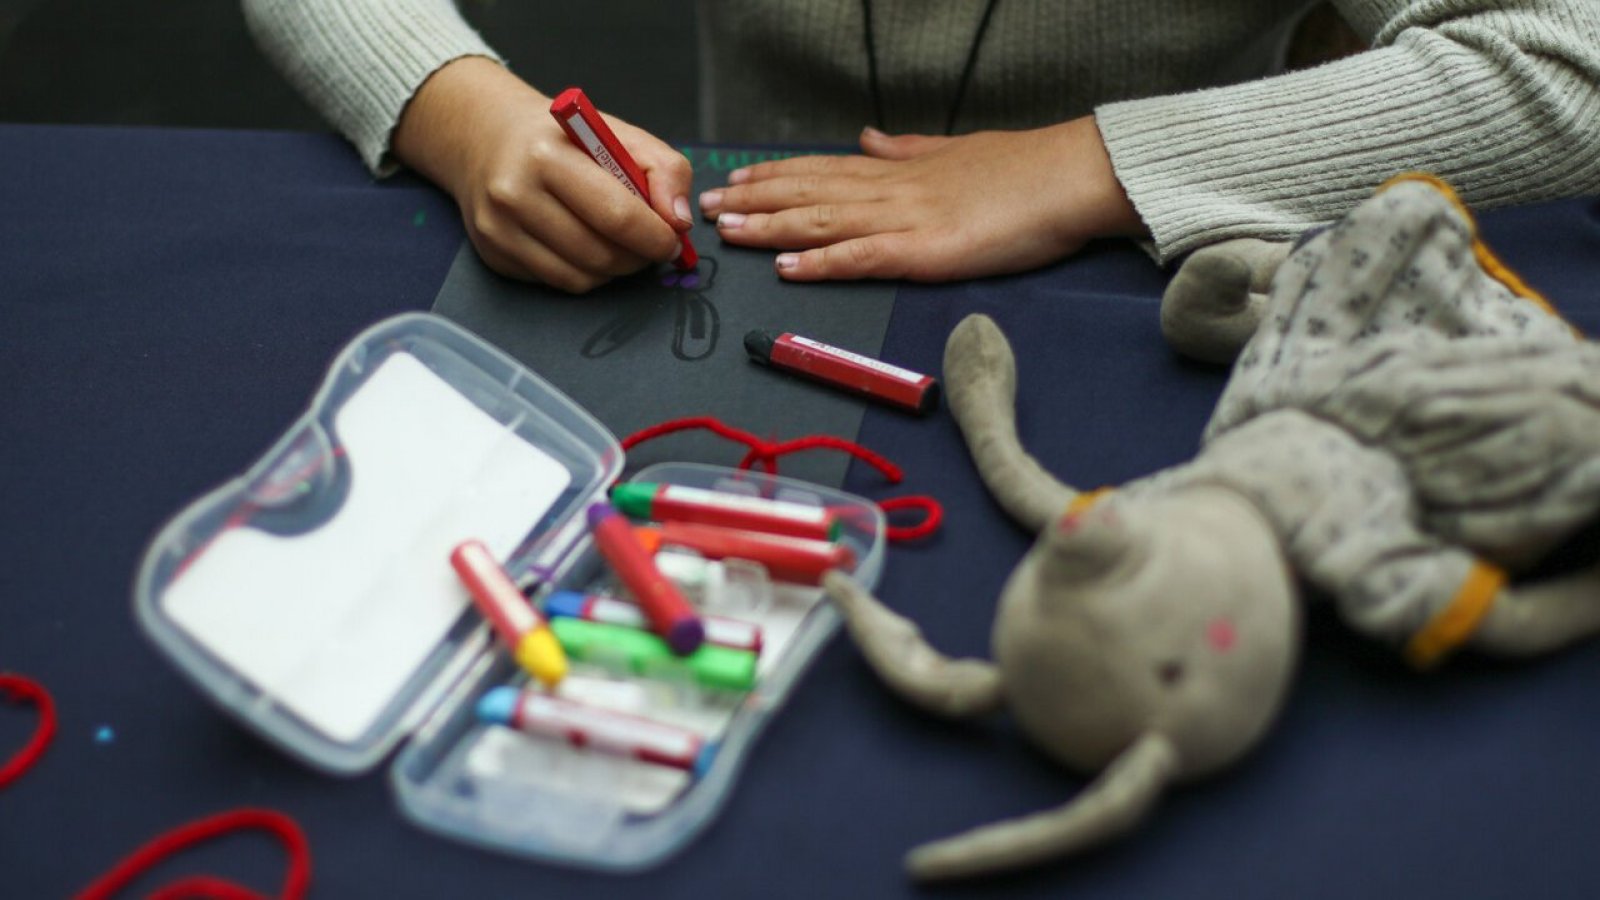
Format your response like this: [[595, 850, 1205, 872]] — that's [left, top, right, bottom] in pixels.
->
[[1158, 661, 1185, 687]]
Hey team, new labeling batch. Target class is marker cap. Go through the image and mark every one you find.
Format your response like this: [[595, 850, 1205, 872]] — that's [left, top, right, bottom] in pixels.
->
[[514, 629, 568, 687], [543, 590, 590, 620], [609, 482, 658, 519], [476, 685, 519, 725]]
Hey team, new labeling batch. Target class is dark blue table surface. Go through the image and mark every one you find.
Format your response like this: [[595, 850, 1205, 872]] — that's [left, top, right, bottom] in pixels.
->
[[2, 124, 1598, 898]]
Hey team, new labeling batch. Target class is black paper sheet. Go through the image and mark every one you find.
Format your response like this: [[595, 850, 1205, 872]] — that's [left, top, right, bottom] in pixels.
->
[[432, 146, 899, 487]]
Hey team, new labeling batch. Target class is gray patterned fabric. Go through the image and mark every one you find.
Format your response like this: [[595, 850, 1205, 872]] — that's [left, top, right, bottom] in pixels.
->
[[1130, 180, 1600, 647]]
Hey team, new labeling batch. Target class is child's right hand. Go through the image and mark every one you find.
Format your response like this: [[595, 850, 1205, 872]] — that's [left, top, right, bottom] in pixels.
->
[[393, 57, 693, 294]]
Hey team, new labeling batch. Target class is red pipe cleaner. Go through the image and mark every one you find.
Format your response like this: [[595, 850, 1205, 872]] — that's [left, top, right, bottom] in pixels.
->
[[619, 415, 941, 542], [75, 808, 311, 900], [0, 673, 56, 788]]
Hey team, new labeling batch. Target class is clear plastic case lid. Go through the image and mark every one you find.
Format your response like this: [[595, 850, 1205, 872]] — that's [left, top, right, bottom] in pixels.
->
[[133, 312, 624, 775]]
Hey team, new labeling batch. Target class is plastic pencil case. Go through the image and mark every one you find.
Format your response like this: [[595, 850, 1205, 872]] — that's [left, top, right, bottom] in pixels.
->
[[133, 311, 886, 872]]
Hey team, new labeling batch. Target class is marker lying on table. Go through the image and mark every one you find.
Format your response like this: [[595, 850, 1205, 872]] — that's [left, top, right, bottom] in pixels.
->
[[477, 686, 716, 776], [587, 501, 705, 655], [450, 540, 567, 687], [550, 86, 698, 270], [551, 618, 758, 693], [610, 481, 842, 542], [545, 590, 764, 654], [744, 329, 940, 415], [634, 521, 855, 586]]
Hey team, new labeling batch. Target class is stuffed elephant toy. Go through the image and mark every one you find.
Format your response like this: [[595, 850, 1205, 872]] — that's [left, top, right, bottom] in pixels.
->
[[822, 176, 1600, 881]]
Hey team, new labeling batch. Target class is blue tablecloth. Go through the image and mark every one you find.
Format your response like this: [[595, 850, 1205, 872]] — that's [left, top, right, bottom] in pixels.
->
[[3, 124, 1597, 898]]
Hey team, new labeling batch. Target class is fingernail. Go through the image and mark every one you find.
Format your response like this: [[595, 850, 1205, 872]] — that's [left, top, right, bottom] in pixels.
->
[[775, 254, 800, 272], [699, 189, 723, 215], [728, 168, 750, 185], [717, 212, 746, 230], [861, 126, 886, 140], [672, 195, 692, 226]]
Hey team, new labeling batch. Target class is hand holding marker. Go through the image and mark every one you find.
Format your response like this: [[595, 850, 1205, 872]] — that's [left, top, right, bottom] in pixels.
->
[[550, 87, 698, 270]]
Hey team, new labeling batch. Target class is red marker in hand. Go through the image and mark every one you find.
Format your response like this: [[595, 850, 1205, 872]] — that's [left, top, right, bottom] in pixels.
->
[[550, 87, 698, 270]]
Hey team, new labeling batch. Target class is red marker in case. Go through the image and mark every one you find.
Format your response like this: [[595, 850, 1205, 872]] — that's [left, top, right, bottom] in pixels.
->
[[744, 330, 940, 415], [633, 521, 856, 587], [550, 87, 697, 270]]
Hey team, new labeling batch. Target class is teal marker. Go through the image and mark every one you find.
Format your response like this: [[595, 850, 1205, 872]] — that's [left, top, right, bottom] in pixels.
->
[[610, 481, 842, 542], [550, 617, 758, 692]]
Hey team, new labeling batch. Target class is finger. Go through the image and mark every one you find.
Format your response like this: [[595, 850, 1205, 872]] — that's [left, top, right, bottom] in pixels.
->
[[709, 173, 883, 218], [859, 127, 954, 160], [636, 144, 696, 232], [714, 202, 906, 250], [544, 162, 682, 263], [772, 233, 924, 282], [720, 152, 883, 187]]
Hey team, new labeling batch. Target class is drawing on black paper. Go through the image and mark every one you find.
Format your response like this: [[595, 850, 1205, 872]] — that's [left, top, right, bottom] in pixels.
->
[[581, 255, 721, 361]]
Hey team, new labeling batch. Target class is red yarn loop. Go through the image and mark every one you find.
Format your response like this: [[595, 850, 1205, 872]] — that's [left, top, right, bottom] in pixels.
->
[[878, 495, 944, 542], [75, 808, 312, 900], [620, 415, 902, 483], [0, 673, 56, 789], [619, 415, 940, 543]]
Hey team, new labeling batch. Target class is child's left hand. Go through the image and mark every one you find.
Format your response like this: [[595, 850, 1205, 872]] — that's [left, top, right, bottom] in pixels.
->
[[698, 116, 1146, 282]]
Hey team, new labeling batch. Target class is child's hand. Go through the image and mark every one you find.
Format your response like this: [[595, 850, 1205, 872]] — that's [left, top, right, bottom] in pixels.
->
[[394, 57, 693, 293], [699, 117, 1145, 282]]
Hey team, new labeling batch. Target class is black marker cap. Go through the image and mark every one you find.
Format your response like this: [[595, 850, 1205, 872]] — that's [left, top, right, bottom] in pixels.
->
[[743, 329, 776, 365]]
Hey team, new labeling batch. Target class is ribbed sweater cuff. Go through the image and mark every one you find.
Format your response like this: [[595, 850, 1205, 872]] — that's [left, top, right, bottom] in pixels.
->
[[1096, 30, 1600, 263], [246, 0, 503, 175]]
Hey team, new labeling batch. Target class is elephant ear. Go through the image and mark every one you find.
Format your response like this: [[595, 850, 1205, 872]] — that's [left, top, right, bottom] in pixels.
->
[[943, 314, 1078, 533], [906, 731, 1178, 881]]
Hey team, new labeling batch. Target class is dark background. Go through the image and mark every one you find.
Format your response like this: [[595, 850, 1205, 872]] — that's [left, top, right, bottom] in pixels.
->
[[0, 0, 699, 140]]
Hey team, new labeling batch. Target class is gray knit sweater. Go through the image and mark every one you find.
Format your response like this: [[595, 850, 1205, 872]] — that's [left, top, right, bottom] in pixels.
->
[[241, 0, 1600, 263]]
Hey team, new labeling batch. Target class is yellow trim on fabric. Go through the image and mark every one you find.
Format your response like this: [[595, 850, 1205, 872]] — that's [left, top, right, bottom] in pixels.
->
[[1377, 173, 1580, 336], [1065, 487, 1114, 518], [1404, 562, 1506, 670]]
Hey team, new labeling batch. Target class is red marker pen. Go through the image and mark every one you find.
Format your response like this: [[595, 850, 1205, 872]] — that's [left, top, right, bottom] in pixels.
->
[[450, 540, 567, 687], [744, 330, 939, 415], [634, 521, 856, 586], [545, 590, 763, 654], [609, 481, 842, 542], [587, 502, 704, 655], [477, 686, 715, 775], [550, 87, 697, 270]]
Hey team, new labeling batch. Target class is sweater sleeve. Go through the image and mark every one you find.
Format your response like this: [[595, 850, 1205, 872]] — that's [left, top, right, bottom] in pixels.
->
[[241, 0, 503, 175], [1095, 1, 1600, 263]]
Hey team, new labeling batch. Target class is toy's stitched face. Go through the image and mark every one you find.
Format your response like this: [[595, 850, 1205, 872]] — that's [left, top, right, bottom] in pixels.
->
[[993, 489, 1299, 777]]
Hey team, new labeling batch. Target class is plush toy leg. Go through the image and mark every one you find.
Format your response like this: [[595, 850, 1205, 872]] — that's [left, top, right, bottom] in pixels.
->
[[1160, 238, 1290, 364], [1473, 567, 1600, 656], [822, 570, 1003, 718], [906, 731, 1177, 881], [943, 314, 1076, 533]]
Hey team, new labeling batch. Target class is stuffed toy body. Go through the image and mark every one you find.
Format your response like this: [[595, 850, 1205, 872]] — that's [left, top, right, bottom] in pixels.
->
[[823, 177, 1600, 880]]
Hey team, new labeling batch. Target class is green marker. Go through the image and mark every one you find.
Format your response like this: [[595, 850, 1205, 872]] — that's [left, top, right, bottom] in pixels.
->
[[551, 618, 758, 692], [610, 481, 842, 542]]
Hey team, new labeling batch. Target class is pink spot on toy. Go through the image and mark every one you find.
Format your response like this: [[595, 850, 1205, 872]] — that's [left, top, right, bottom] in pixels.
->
[[1207, 617, 1238, 652]]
